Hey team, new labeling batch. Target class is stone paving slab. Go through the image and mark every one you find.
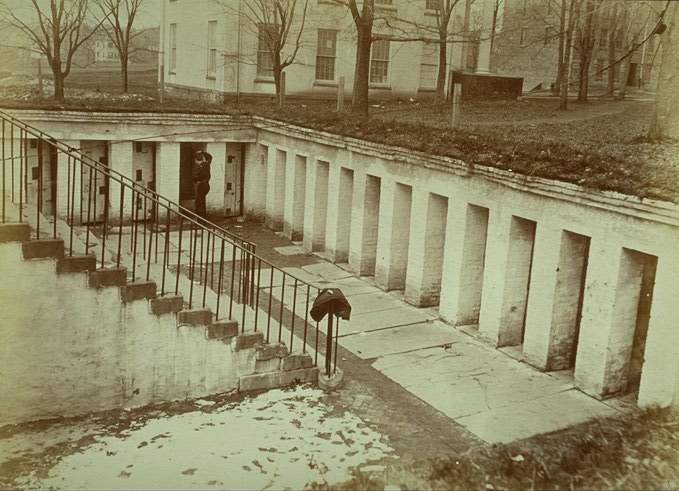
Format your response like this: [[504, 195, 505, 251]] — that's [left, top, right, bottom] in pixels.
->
[[340, 306, 437, 336], [374, 342, 574, 419], [454, 388, 622, 444], [338, 321, 463, 359]]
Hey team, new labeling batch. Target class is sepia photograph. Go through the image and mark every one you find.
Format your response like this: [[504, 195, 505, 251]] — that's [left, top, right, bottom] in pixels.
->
[[0, 0, 677, 489]]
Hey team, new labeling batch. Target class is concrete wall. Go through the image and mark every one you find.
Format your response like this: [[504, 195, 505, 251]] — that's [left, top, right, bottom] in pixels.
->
[[251, 120, 679, 409], [0, 240, 242, 426], [6, 110, 679, 409]]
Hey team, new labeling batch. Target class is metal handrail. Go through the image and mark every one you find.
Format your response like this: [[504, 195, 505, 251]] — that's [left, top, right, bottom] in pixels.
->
[[0, 111, 325, 364]]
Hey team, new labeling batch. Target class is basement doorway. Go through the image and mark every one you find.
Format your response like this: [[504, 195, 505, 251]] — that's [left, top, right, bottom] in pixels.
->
[[626, 250, 657, 395], [179, 142, 203, 213], [26, 139, 57, 217], [80, 140, 108, 224], [133, 141, 156, 221]]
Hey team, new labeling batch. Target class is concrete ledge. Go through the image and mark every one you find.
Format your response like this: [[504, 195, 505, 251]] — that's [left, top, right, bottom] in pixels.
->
[[149, 295, 184, 315], [88, 268, 127, 289], [232, 331, 264, 351], [207, 320, 239, 340], [56, 254, 97, 274], [256, 342, 289, 361], [0, 223, 30, 243], [177, 308, 213, 326], [239, 367, 319, 392], [281, 353, 313, 371], [22, 239, 64, 260], [121, 281, 157, 303]]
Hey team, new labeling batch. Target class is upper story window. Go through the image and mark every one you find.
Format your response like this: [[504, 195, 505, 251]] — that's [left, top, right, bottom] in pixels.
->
[[370, 38, 390, 85], [257, 24, 274, 78], [425, 0, 439, 10], [207, 20, 218, 76], [315, 29, 337, 81], [169, 23, 177, 72]]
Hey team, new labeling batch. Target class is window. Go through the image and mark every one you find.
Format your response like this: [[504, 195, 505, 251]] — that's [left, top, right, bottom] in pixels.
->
[[169, 23, 177, 72], [615, 30, 623, 48], [257, 24, 274, 78], [419, 41, 438, 89], [315, 29, 337, 81], [207, 20, 217, 76], [425, 0, 439, 9], [544, 26, 550, 45], [599, 28, 608, 48], [520, 27, 528, 46], [370, 38, 390, 85]]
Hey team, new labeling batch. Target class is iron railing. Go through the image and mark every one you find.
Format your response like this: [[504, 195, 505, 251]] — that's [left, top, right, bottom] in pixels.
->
[[0, 110, 335, 370]]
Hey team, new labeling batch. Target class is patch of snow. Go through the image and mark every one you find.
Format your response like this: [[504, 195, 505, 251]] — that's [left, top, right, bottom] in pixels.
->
[[20, 385, 394, 490]]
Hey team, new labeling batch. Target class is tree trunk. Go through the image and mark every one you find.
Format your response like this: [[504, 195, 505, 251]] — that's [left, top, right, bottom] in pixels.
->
[[352, 29, 371, 116], [577, 0, 596, 103], [435, 31, 447, 103], [554, 0, 567, 96], [273, 51, 283, 108], [606, 3, 619, 96], [51, 58, 65, 101], [121, 60, 129, 93], [617, 54, 631, 100], [649, 4, 679, 139], [560, 0, 578, 110]]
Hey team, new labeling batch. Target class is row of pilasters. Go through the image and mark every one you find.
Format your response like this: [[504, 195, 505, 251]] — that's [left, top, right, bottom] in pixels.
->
[[262, 143, 679, 404]]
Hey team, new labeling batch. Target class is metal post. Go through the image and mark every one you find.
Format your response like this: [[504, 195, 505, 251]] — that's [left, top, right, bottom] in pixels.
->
[[337, 76, 345, 111], [325, 304, 334, 378], [452, 83, 462, 129]]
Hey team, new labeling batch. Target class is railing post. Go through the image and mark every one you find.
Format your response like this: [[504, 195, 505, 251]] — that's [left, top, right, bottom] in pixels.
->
[[325, 303, 334, 378]]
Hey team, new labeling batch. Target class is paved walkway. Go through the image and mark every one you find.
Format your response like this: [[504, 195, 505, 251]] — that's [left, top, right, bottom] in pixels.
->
[[256, 229, 633, 446]]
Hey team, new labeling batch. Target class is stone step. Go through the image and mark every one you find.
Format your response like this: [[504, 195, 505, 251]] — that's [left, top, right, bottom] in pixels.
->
[[22, 239, 65, 260], [121, 281, 158, 303], [56, 254, 97, 274], [0, 223, 30, 243]]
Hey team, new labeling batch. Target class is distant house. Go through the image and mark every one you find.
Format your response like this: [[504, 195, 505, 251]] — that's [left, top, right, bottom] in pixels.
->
[[81, 27, 159, 67], [491, 0, 662, 94], [159, 0, 499, 102]]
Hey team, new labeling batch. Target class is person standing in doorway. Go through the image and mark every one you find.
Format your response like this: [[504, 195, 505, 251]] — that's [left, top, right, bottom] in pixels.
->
[[192, 150, 212, 223]]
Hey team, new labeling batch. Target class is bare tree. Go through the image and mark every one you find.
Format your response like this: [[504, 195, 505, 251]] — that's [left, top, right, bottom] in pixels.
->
[[93, 0, 146, 92], [559, 0, 579, 109], [226, 0, 309, 107], [331, 0, 375, 116], [419, 0, 463, 102], [2, 0, 106, 100], [574, 0, 600, 102], [648, 1, 677, 139]]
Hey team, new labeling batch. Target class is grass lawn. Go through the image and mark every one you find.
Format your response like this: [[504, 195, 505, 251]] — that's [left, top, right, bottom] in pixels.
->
[[2, 69, 676, 204]]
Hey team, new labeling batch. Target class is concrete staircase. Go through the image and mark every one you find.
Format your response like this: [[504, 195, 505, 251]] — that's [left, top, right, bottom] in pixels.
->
[[0, 222, 318, 426]]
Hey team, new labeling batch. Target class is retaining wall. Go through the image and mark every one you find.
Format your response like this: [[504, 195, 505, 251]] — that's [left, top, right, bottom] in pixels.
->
[[247, 118, 679, 409]]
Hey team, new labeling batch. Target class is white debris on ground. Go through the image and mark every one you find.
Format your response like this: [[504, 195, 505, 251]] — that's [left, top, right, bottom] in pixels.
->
[[13, 385, 395, 490]]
